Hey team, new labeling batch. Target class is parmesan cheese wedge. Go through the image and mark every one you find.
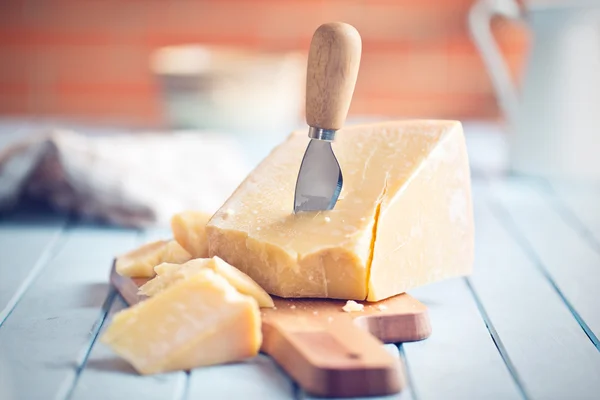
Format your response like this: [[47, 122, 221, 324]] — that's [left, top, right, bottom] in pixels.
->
[[101, 269, 262, 375], [207, 120, 474, 301]]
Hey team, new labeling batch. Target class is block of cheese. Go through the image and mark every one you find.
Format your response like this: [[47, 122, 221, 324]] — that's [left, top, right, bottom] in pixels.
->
[[171, 210, 212, 258], [115, 239, 192, 278], [101, 269, 261, 375], [207, 120, 474, 301], [139, 257, 274, 308]]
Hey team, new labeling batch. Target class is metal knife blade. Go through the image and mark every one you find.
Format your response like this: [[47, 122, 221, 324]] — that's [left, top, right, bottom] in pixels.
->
[[294, 139, 343, 212]]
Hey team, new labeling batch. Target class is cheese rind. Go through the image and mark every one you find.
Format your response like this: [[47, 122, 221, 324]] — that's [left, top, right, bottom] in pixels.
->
[[139, 257, 275, 308], [101, 270, 261, 375], [206, 120, 474, 301]]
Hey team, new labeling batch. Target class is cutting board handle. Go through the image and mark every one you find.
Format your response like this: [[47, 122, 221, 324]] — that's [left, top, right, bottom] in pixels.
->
[[305, 22, 362, 131], [262, 319, 404, 398]]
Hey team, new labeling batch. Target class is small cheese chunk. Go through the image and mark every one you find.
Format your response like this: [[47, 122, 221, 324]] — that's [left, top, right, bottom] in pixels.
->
[[115, 240, 192, 278], [162, 240, 193, 264], [342, 300, 364, 312], [207, 120, 474, 301], [171, 210, 212, 258], [101, 270, 261, 375], [115, 240, 167, 277], [140, 257, 274, 308]]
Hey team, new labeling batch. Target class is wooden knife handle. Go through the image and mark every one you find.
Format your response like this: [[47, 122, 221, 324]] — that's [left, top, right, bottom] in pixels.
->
[[305, 22, 362, 131], [262, 320, 404, 398]]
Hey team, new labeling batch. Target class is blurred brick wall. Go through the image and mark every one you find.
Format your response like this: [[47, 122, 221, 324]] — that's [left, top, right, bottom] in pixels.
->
[[0, 0, 528, 126]]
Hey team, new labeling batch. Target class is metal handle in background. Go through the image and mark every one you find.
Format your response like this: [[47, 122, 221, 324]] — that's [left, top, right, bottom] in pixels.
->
[[468, 0, 525, 125]]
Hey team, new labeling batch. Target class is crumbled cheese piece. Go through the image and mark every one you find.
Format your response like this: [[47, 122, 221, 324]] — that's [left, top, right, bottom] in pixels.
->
[[171, 210, 212, 258], [342, 300, 364, 312], [142, 257, 274, 308], [377, 304, 388, 311], [115, 240, 192, 278]]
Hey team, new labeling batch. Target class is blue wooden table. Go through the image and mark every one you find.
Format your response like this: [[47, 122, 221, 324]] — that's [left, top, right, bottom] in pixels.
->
[[0, 119, 599, 400]]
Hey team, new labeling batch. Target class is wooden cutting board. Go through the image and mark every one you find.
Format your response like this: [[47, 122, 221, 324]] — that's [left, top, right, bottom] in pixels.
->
[[109, 262, 431, 398]]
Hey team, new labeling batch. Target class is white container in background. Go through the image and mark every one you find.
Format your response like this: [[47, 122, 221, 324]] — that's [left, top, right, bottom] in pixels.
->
[[469, 0, 600, 179], [151, 45, 306, 163]]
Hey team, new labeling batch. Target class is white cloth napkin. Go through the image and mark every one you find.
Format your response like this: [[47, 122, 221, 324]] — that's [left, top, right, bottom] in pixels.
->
[[0, 129, 250, 227]]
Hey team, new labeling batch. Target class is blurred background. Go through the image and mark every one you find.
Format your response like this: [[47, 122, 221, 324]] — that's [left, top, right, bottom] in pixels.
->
[[0, 0, 528, 127], [5, 0, 600, 227]]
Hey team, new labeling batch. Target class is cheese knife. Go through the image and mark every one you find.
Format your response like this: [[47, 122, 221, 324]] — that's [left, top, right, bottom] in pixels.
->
[[293, 22, 362, 213]]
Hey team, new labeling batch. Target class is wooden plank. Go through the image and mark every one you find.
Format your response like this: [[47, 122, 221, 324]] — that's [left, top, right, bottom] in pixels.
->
[[548, 181, 600, 245], [300, 344, 415, 400], [402, 279, 523, 400], [0, 213, 66, 324], [186, 354, 296, 399], [0, 223, 138, 399], [490, 179, 600, 347], [470, 189, 600, 399], [70, 295, 188, 400]]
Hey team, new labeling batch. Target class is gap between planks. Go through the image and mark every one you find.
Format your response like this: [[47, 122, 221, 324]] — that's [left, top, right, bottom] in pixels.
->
[[0, 220, 68, 328], [458, 179, 530, 399], [178, 372, 192, 400], [542, 180, 600, 257], [500, 176, 600, 256], [56, 289, 118, 400], [55, 229, 187, 400], [397, 344, 418, 400], [489, 195, 600, 351], [68, 294, 189, 400], [474, 176, 600, 352], [464, 278, 530, 400]]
